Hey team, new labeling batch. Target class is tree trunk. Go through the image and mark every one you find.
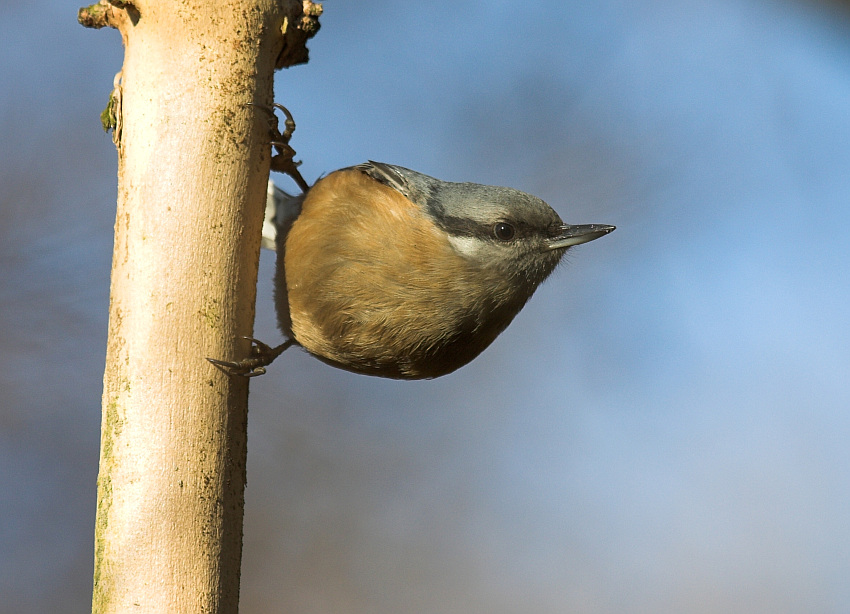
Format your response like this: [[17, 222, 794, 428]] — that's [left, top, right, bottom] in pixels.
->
[[78, 1, 320, 611]]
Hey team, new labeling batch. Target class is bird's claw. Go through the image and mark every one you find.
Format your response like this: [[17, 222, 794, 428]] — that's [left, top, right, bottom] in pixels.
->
[[207, 337, 294, 378], [249, 102, 310, 193]]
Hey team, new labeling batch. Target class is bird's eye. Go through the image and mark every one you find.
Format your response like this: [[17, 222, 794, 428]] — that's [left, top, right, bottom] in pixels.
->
[[493, 222, 515, 241]]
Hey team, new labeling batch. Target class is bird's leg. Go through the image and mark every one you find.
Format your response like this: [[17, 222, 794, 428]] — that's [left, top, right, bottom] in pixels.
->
[[207, 337, 294, 378], [250, 102, 311, 193]]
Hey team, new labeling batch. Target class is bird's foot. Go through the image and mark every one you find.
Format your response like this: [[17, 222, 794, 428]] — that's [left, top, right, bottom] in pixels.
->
[[207, 337, 294, 377], [249, 102, 311, 193]]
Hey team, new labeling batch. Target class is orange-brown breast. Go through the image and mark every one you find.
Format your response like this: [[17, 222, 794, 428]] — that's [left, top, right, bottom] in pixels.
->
[[277, 169, 523, 378]]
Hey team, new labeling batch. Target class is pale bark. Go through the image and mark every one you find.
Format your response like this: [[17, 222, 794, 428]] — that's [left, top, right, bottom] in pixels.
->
[[79, 1, 320, 612]]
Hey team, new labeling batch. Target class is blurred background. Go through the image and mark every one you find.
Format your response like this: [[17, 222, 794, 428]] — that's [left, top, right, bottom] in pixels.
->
[[3, 0, 850, 611]]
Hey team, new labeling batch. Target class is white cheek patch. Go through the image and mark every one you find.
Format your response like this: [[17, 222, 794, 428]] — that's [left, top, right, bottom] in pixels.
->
[[448, 235, 486, 258]]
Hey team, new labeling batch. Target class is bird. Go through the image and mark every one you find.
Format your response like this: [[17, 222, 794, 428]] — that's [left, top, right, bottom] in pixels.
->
[[208, 105, 614, 379]]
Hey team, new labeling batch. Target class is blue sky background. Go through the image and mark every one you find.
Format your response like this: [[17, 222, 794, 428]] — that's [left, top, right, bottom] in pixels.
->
[[2, 0, 850, 612]]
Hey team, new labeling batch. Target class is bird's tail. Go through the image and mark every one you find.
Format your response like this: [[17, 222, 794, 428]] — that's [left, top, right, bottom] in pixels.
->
[[262, 180, 304, 251]]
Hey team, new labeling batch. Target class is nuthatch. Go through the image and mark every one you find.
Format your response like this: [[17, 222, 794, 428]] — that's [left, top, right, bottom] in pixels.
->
[[209, 105, 614, 379]]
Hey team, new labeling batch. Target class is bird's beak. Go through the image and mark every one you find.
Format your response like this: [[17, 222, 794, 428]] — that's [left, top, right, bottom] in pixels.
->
[[546, 224, 615, 250]]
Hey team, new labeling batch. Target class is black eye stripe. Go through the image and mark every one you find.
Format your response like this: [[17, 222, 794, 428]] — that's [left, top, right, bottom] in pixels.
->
[[436, 215, 536, 242]]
